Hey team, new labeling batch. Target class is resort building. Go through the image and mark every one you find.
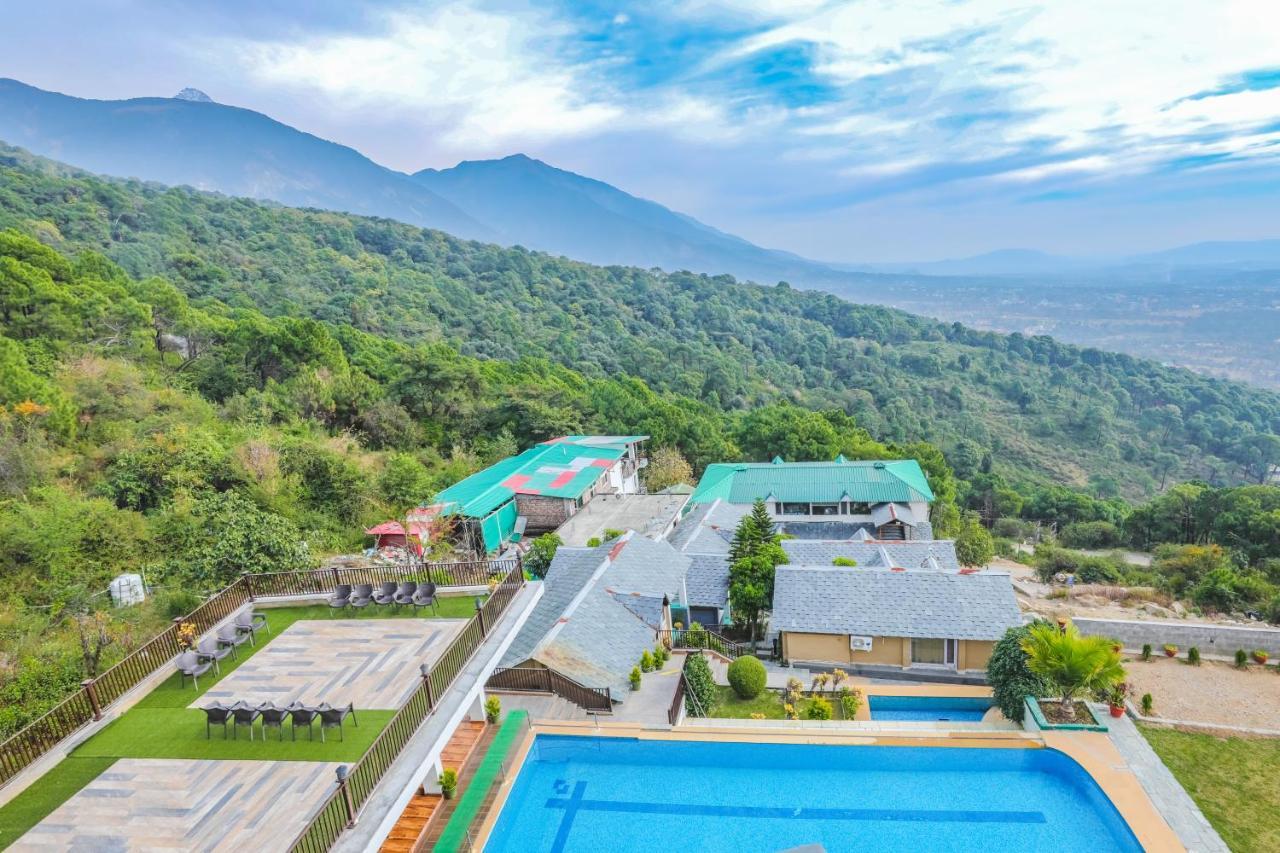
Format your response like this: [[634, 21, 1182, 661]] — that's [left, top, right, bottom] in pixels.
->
[[426, 435, 647, 554], [687, 456, 936, 540], [772, 566, 1022, 675]]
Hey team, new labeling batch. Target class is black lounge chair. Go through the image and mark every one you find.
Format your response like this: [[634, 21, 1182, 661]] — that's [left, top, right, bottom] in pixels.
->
[[393, 581, 417, 607], [195, 636, 232, 673], [258, 702, 290, 740], [328, 584, 352, 610], [216, 625, 250, 658], [372, 582, 398, 606], [230, 701, 261, 740], [176, 650, 213, 689], [235, 609, 269, 641], [350, 584, 374, 609], [288, 703, 320, 741], [412, 582, 438, 615], [202, 702, 233, 738], [317, 702, 358, 742]]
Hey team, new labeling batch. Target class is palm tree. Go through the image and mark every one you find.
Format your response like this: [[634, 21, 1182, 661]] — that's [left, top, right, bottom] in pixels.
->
[[1020, 622, 1125, 717]]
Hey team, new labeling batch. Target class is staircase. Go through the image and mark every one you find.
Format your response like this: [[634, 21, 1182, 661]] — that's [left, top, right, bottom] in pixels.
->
[[379, 720, 486, 853]]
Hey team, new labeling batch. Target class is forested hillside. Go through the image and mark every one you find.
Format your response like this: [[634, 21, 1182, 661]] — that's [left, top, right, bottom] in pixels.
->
[[3, 144, 1277, 497]]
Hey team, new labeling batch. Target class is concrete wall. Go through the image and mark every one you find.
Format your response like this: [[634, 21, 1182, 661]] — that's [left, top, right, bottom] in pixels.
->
[[781, 632, 990, 671], [1074, 617, 1280, 658], [958, 640, 995, 671]]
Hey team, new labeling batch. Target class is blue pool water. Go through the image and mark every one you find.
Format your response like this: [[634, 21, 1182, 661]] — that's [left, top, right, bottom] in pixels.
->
[[869, 695, 993, 722], [485, 736, 1142, 853]]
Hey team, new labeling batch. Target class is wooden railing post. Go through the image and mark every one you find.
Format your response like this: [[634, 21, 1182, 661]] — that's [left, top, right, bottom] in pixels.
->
[[242, 571, 254, 602], [420, 663, 435, 710], [475, 596, 486, 637], [335, 765, 356, 828], [81, 679, 103, 721]]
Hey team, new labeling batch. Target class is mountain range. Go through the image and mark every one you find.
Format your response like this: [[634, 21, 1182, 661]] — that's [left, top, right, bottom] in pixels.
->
[[6, 78, 1275, 285]]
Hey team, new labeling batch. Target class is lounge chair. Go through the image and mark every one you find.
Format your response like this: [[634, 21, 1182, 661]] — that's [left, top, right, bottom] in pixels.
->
[[372, 582, 398, 606], [195, 636, 232, 673], [328, 584, 352, 610], [258, 702, 290, 740], [288, 703, 320, 741], [234, 609, 269, 642], [176, 650, 213, 689], [201, 702, 233, 738], [230, 701, 261, 741], [412, 582, 438, 615], [393, 581, 417, 607], [317, 702, 358, 742], [350, 584, 374, 609], [216, 624, 250, 658]]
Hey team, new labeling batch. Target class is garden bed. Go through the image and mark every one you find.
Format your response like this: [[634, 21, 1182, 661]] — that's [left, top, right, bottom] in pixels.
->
[[1023, 696, 1108, 731], [1125, 655, 1280, 730], [706, 686, 856, 720]]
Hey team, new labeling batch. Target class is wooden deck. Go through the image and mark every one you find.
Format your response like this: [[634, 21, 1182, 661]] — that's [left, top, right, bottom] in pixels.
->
[[379, 720, 487, 853]]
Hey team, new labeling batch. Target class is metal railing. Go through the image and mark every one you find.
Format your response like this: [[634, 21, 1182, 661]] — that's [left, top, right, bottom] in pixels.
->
[[657, 627, 747, 659], [288, 561, 527, 853], [0, 559, 518, 789], [667, 671, 687, 725], [486, 667, 613, 713]]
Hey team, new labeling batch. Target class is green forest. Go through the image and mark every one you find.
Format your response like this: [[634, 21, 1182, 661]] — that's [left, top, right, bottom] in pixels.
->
[[1, 142, 1280, 740]]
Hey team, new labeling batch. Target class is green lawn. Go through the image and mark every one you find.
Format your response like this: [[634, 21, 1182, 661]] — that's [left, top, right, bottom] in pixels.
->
[[0, 601, 472, 848], [1140, 725, 1280, 853], [706, 686, 853, 720]]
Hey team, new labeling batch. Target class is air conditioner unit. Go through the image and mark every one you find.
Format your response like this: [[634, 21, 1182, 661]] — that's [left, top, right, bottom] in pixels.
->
[[849, 635, 873, 652]]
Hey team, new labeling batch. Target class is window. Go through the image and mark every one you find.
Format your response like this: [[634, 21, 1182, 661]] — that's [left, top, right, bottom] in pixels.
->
[[811, 503, 840, 516], [847, 502, 871, 515], [911, 638, 956, 667], [780, 502, 808, 515]]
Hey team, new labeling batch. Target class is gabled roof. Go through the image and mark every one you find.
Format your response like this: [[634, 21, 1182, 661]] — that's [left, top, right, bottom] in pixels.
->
[[432, 435, 647, 518], [772, 567, 1021, 641], [685, 553, 731, 609], [781, 539, 961, 572], [499, 534, 686, 699], [688, 458, 934, 506]]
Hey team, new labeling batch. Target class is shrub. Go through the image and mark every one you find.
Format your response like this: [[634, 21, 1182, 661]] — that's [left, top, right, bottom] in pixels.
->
[[727, 655, 767, 699], [654, 645, 668, 667], [640, 650, 655, 672], [603, 528, 624, 541], [784, 677, 803, 706], [439, 768, 458, 799], [783, 703, 798, 720], [1187, 647, 1201, 665], [1140, 693, 1154, 715], [523, 533, 562, 579], [986, 624, 1048, 722], [586, 537, 601, 547], [1021, 622, 1125, 717], [1141, 643, 1152, 661], [629, 666, 642, 690], [839, 689, 862, 720], [805, 697, 833, 720], [683, 653, 715, 716], [1235, 649, 1249, 668], [1059, 520, 1123, 549], [157, 589, 202, 620], [832, 557, 857, 567], [484, 695, 501, 724], [1252, 649, 1269, 664]]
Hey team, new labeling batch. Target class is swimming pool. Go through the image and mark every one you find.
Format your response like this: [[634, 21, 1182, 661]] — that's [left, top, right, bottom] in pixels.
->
[[869, 694, 993, 722], [484, 736, 1141, 853]]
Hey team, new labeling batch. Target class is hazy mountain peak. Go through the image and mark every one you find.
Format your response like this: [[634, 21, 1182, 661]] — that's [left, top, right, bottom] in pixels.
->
[[174, 87, 212, 103]]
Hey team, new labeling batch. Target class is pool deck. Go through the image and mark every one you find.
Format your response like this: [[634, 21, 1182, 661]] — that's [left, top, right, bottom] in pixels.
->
[[472, 719, 1185, 852]]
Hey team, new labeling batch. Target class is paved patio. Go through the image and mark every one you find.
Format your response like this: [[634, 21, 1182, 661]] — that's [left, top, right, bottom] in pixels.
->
[[195, 618, 466, 710], [10, 758, 340, 852]]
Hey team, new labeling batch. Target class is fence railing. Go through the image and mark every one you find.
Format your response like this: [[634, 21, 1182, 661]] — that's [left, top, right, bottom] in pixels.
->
[[486, 667, 613, 713], [667, 671, 687, 725], [657, 627, 747, 659], [288, 561, 527, 853], [0, 559, 519, 790]]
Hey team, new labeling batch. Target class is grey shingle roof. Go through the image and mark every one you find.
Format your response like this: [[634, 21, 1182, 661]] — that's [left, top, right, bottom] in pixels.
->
[[781, 539, 961, 572], [685, 553, 731, 608], [668, 499, 747, 556], [772, 567, 1022, 641], [499, 534, 689, 700]]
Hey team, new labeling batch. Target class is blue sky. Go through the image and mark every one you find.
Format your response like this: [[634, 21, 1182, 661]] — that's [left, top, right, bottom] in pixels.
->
[[3, 0, 1280, 261]]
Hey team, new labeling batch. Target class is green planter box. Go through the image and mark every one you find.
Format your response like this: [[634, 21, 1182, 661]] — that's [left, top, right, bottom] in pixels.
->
[[1023, 696, 1109, 732]]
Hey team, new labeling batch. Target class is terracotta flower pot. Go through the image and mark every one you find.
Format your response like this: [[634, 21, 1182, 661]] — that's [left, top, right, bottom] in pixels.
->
[[1253, 652, 1269, 665], [1164, 648, 1177, 657], [1109, 704, 1125, 718]]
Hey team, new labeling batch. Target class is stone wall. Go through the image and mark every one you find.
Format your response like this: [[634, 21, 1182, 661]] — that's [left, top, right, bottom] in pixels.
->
[[515, 494, 573, 533], [1074, 617, 1280, 658]]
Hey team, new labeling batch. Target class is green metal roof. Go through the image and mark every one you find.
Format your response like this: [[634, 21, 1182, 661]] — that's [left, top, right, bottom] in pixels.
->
[[432, 436, 645, 518], [689, 458, 934, 505]]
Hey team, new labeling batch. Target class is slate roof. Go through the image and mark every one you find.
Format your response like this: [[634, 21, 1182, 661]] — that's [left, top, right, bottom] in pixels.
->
[[689, 458, 934, 505], [667, 500, 748, 556], [685, 553, 731, 608], [781, 539, 961, 572], [499, 534, 687, 700], [772, 567, 1022, 641]]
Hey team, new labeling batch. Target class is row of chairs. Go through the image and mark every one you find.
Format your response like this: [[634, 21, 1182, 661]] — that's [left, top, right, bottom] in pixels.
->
[[175, 610, 270, 689], [201, 700, 358, 741], [329, 581, 438, 614]]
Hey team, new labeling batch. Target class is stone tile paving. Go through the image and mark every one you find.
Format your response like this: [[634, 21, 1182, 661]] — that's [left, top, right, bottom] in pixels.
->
[[196, 618, 465, 710], [1105, 710, 1230, 853], [10, 758, 340, 852]]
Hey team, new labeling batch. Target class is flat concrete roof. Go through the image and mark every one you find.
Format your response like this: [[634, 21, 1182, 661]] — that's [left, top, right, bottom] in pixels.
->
[[555, 493, 689, 546]]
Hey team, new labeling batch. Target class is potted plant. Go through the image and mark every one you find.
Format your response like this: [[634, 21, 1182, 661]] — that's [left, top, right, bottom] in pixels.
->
[[1252, 649, 1269, 665], [1106, 683, 1128, 718], [484, 695, 501, 724], [1163, 644, 1177, 658], [1022, 623, 1126, 722], [629, 666, 642, 691], [439, 768, 458, 800]]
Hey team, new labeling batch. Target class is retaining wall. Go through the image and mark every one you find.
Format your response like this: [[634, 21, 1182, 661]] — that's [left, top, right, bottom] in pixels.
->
[[1073, 617, 1280, 657]]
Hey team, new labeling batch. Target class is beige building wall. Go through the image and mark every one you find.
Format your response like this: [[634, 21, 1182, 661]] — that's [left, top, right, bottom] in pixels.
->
[[782, 632, 993, 672]]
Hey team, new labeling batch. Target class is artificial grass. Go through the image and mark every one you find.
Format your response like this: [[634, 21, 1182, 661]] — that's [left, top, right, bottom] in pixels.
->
[[433, 711, 528, 853], [1140, 724, 1280, 853], [0, 757, 116, 849], [73, 708, 395, 763], [706, 685, 851, 720]]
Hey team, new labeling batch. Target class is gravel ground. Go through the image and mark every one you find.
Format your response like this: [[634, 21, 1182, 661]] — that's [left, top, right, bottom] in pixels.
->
[[1125, 656, 1280, 730]]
